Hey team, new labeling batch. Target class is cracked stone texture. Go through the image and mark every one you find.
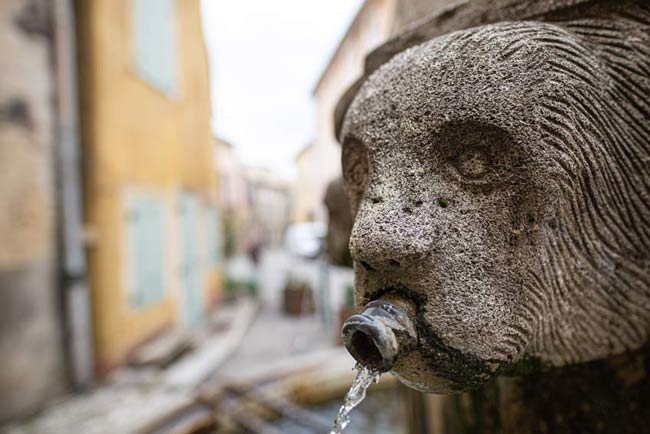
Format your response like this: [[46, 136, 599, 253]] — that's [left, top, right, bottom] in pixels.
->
[[340, 0, 650, 393]]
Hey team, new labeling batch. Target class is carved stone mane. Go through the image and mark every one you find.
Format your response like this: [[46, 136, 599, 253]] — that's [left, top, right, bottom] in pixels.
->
[[519, 14, 650, 364]]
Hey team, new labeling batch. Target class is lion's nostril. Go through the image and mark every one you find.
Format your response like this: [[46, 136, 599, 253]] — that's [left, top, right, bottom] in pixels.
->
[[360, 260, 374, 271], [388, 259, 400, 267]]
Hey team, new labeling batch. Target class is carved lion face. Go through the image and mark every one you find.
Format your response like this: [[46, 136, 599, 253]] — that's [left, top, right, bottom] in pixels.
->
[[341, 20, 650, 392]]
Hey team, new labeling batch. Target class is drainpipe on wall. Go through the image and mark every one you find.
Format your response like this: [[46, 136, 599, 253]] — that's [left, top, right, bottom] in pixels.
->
[[52, 0, 94, 389]]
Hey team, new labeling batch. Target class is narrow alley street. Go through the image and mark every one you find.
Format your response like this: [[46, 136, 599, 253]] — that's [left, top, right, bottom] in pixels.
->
[[207, 248, 356, 384], [1, 248, 356, 434]]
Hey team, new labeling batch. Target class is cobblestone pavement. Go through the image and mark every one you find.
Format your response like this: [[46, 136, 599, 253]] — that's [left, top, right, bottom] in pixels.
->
[[206, 247, 355, 386], [1, 384, 194, 434]]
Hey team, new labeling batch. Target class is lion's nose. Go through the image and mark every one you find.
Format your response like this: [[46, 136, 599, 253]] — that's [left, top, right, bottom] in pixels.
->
[[350, 204, 431, 272]]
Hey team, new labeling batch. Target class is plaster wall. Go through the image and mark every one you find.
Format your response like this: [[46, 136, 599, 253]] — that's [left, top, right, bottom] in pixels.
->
[[215, 138, 253, 255], [293, 144, 317, 222], [295, 0, 397, 225], [215, 138, 250, 215], [245, 167, 291, 247], [78, 0, 220, 372]]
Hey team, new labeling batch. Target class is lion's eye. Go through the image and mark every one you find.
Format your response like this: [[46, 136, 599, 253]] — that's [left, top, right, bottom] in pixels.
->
[[432, 122, 518, 191], [456, 148, 489, 179]]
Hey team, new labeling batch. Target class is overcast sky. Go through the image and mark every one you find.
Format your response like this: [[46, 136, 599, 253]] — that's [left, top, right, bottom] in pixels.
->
[[200, 0, 363, 179]]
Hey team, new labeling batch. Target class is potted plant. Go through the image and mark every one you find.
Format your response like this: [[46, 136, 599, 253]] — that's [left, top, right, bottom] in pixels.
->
[[282, 276, 315, 316]]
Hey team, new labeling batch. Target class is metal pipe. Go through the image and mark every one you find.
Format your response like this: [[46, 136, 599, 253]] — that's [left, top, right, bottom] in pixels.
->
[[52, 0, 94, 388], [342, 296, 417, 372]]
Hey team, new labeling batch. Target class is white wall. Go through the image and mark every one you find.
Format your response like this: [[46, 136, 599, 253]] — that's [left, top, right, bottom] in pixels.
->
[[299, 0, 397, 224]]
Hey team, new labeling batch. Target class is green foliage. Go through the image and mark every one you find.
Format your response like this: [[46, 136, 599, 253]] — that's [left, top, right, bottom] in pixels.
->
[[344, 284, 356, 309], [224, 277, 258, 298], [283, 274, 312, 293], [223, 214, 238, 258]]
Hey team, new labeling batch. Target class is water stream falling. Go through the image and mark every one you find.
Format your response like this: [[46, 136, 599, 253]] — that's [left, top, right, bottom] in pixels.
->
[[329, 364, 381, 434]]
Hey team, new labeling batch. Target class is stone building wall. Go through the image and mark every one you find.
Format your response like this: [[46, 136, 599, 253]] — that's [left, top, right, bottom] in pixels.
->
[[0, 0, 67, 422]]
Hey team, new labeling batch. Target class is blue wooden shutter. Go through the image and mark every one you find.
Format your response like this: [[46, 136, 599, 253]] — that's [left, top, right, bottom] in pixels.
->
[[132, 0, 178, 94], [205, 205, 221, 269], [126, 192, 166, 309]]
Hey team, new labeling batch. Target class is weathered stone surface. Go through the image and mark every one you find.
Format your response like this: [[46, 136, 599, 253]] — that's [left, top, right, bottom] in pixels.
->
[[0, 0, 65, 423], [433, 346, 650, 433], [324, 177, 353, 267], [340, 0, 650, 395]]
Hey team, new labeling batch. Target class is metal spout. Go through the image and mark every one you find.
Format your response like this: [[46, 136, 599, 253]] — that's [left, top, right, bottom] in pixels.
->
[[342, 297, 417, 372]]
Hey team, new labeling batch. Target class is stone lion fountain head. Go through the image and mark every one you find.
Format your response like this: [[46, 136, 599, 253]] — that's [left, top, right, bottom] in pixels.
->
[[340, 19, 650, 393]]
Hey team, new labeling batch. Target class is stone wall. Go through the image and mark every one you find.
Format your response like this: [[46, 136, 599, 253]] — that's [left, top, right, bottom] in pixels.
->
[[0, 0, 66, 422]]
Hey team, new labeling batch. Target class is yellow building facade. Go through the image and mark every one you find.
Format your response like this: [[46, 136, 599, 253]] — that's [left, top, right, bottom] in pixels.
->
[[292, 143, 316, 223], [78, 0, 221, 373]]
